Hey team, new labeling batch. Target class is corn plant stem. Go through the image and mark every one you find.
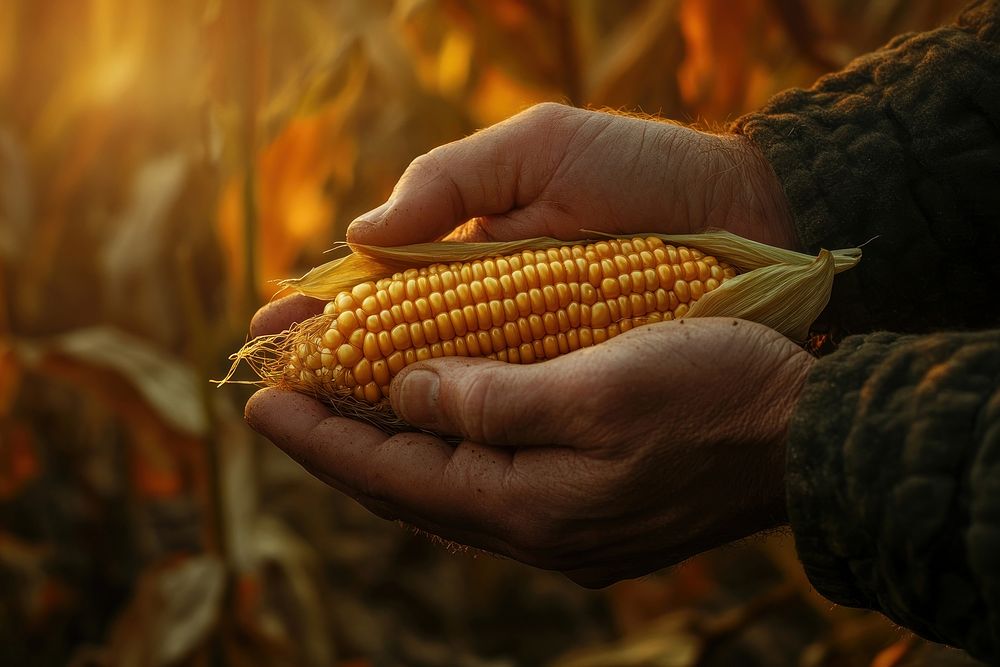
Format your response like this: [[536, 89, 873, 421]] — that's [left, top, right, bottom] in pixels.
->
[[176, 245, 229, 563]]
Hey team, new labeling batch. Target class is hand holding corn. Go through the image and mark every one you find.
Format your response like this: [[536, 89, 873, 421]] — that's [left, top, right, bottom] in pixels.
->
[[242, 104, 826, 585], [246, 313, 812, 586], [345, 103, 797, 250]]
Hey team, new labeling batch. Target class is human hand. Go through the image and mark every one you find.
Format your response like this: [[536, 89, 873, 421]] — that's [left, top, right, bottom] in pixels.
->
[[347, 103, 797, 250], [245, 310, 812, 587]]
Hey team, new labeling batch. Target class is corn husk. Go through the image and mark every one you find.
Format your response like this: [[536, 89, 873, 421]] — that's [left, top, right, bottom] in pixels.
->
[[225, 231, 859, 434]]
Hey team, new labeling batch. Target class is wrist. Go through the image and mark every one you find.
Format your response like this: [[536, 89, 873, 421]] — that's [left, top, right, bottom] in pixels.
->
[[705, 133, 799, 251]]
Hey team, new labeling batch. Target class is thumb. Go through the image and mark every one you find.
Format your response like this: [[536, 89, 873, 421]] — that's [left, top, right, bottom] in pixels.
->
[[389, 357, 571, 445]]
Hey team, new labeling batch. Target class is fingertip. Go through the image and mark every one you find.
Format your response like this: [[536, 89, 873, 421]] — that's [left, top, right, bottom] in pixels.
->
[[244, 387, 331, 451], [346, 200, 392, 244], [250, 294, 325, 338]]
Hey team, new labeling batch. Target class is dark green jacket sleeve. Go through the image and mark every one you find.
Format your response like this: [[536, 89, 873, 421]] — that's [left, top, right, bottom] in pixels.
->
[[731, 1, 1000, 661]]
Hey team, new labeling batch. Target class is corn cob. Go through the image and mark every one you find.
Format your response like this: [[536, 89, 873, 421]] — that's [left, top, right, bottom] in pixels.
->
[[283, 236, 736, 405]]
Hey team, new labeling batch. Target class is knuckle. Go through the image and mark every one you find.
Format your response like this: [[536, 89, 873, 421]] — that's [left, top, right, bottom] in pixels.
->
[[457, 368, 508, 443], [523, 101, 569, 120]]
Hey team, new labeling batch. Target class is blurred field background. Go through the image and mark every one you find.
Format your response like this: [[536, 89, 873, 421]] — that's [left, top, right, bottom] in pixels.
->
[[0, 1, 980, 666]]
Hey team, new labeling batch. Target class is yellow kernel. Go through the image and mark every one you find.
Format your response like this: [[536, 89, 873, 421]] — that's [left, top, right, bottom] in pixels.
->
[[422, 319, 440, 344], [555, 283, 572, 308], [630, 270, 645, 293], [387, 352, 405, 375], [496, 298, 515, 321], [456, 283, 472, 307], [499, 274, 515, 298], [377, 331, 394, 357], [542, 335, 559, 358], [470, 280, 486, 303], [480, 330, 496, 354], [404, 349, 417, 365], [388, 281, 406, 305], [490, 301, 505, 326], [587, 262, 602, 286], [363, 382, 381, 403], [476, 303, 492, 329], [323, 328, 344, 348], [503, 322, 520, 348], [675, 280, 690, 303], [354, 358, 373, 385], [409, 322, 426, 348], [323, 301, 337, 316], [591, 302, 611, 328], [363, 333, 381, 361], [593, 328, 608, 344], [543, 312, 559, 335], [380, 310, 395, 330], [416, 276, 431, 297], [461, 306, 476, 332], [429, 292, 446, 316], [352, 282, 376, 302], [567, 302, 581, 327], [436, 312, 455, 340], [630, 293, 646, 317], [443, 289, 459, 310], [557, 333, 570, 354], [528, 288, 545, 315], [365, 314, 383, 333], [490, 327, 506, 352], [580, 283, 597, 305], [390, 323, 412, 349], [690, 280, 704, 301], [471, 261, 485, 281], [336, 310, 359, 336], [519, 343, 536, 364], [608, 298, 622, 322], [601, 278, 620, 299], [465, 333, 481, 356], [415, 297, 431, 320], [579, 328, 594, 347], [517, 317, 532, 344], [513, 293, 531, 317], [550, 261, 565, 283], [448, 308, 474, 336], [512, 269, 527, 292], [675, 303, 689, 318], [337, 344, 362, 368], [415, 346, 432, 361], [566, 329, 580, 351], [483, 276, 502, 300]]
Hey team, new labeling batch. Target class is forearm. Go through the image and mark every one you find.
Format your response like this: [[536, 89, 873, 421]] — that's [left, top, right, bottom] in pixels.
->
[[786, 330, 1000, 661], [732, 1, 1000, 335]]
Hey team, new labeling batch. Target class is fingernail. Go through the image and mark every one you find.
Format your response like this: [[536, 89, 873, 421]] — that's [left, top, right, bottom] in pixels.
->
[[396, 369, 440, 427], [348, 201, 391, 240]]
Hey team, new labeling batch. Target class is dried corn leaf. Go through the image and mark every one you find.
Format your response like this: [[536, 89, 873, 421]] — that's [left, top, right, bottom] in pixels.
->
[[14, 326, 208, 437]]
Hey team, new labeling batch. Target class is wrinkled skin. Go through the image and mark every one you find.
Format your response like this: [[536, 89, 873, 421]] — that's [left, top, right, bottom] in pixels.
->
[[244, 103, 813, 587]]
